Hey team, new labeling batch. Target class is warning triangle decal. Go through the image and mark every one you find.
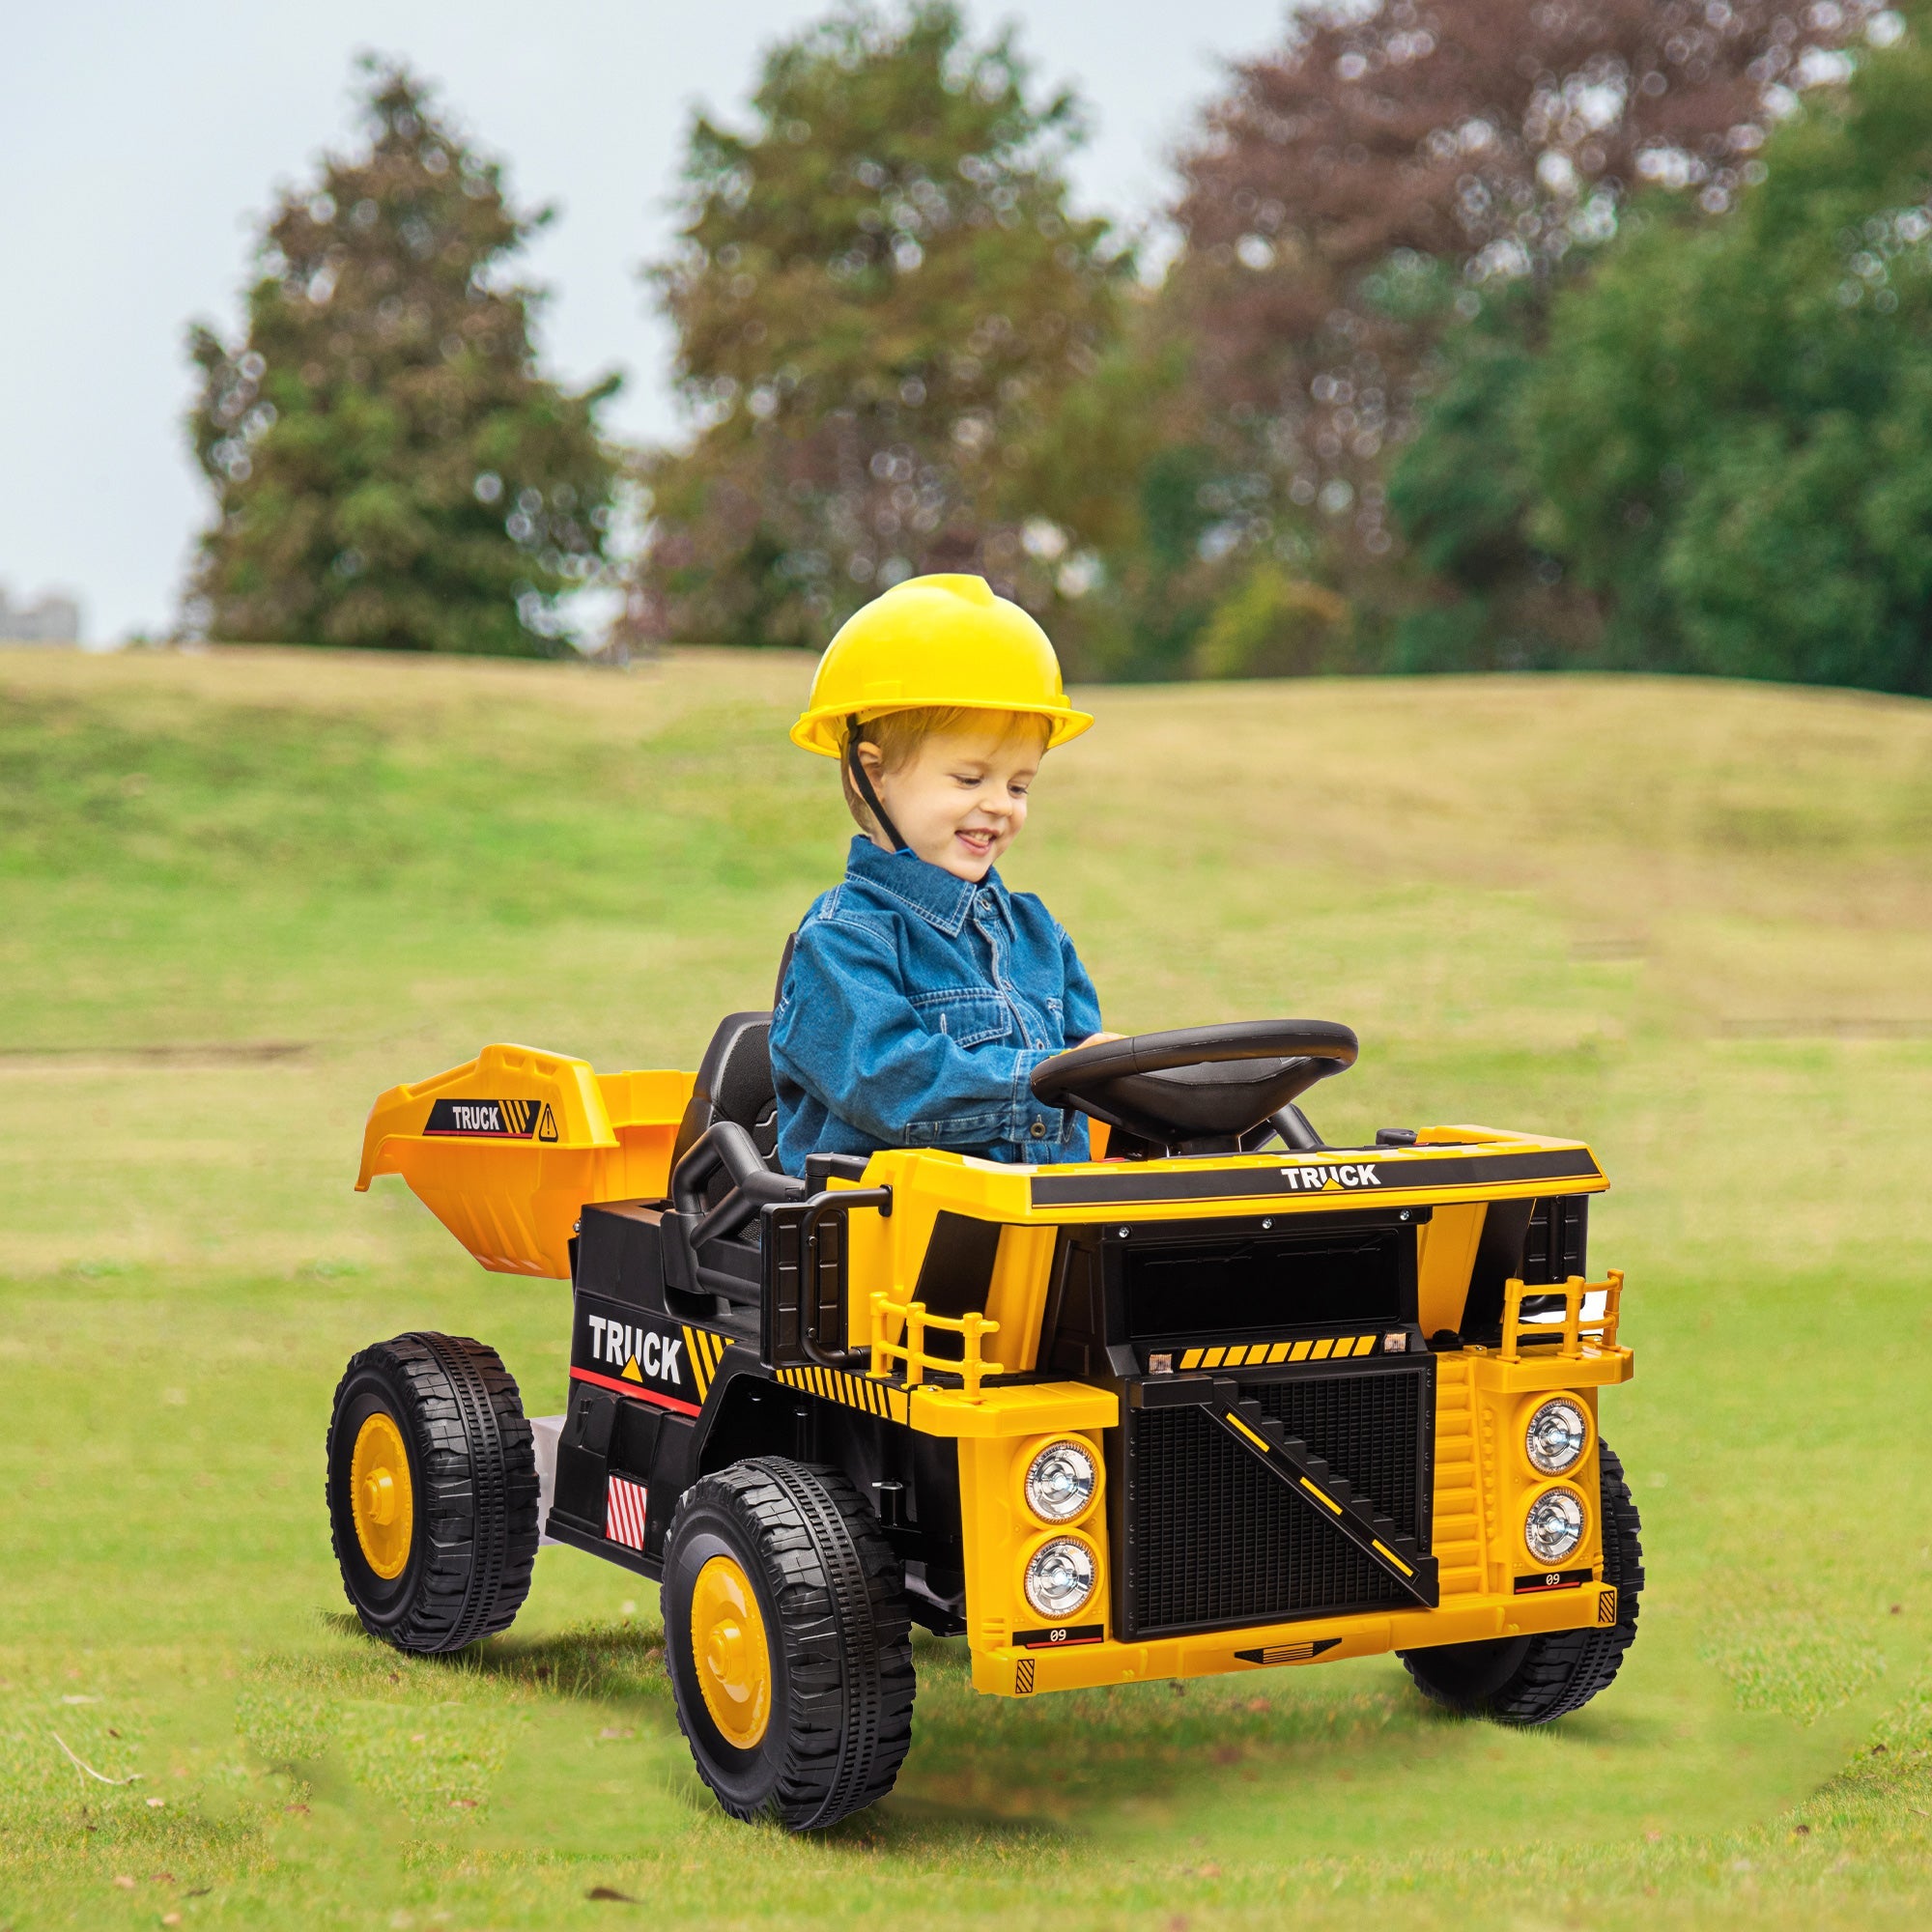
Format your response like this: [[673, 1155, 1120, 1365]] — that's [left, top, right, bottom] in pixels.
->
[[537, 1103, 558, 1142], [621, 1356, 643, 1382]]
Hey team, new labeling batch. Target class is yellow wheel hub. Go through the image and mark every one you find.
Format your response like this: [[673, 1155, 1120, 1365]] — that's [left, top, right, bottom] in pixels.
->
[[350, 1410, 414, 1580], [690, 1554, 771, 1749]]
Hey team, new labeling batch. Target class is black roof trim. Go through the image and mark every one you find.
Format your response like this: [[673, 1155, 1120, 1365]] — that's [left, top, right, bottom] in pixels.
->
[[1030, 1147, 1602, 1209]]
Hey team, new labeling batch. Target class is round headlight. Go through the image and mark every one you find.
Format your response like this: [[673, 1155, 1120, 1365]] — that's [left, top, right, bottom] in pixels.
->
[[1524, 1398, 1588, 1475], [1523, 1488, 1585, 1564], [1024, 1440, 1097, 1524], [1024, 1536, 1097, 1619]]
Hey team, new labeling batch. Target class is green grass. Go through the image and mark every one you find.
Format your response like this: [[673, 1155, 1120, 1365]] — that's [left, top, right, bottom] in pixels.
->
[[3, 645, 1931, 1929]]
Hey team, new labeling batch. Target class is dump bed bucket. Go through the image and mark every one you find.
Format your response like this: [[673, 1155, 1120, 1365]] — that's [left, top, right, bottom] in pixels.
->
[[355, 1043, 695, 1278]]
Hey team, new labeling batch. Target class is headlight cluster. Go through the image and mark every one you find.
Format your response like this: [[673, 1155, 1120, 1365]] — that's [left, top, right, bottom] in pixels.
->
[[1019, 1439, 1101, 1620], [1024, 1440, 1097, 1523], [1524, 1397, 1588, 1475], [1523, 1487, 1586, 1564], [1024, 1536, 1097, 1618]]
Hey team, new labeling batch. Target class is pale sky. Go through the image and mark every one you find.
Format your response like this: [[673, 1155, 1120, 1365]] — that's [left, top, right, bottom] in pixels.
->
[[4, 1, 1291, 642]]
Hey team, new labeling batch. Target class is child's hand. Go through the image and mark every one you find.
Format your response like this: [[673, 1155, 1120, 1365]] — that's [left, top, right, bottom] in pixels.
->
[[1037, 1033, 1121, 1068]]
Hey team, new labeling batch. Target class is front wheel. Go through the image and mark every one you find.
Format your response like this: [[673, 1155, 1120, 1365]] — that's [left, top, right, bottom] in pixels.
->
[[326, 1332, 540, 1653], [662, 1459, 915, 1831], [1400, 1439, 1644, 1724]]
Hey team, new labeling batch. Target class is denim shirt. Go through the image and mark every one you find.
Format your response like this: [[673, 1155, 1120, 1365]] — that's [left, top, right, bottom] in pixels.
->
[[770, 837, 1103, 1177]]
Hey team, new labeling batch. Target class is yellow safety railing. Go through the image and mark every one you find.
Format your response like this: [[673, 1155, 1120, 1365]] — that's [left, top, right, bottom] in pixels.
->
[[867, 1293, 1006, 1399], [1500, 1269, 1625, 1363]]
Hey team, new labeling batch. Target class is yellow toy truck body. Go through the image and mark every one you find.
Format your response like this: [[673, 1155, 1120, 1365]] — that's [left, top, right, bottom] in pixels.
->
[[339, 1018, 1641, 1827]]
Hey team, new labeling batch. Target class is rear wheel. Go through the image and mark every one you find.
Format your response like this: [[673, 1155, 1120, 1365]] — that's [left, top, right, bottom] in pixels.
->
[[1400, 1439, 1644, 1724], [326, 1332, 540, 1654], [662, 1459, 915, 1830]]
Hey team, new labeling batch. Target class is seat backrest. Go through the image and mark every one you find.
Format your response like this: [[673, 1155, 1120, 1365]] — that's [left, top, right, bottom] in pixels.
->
[[670, 1010, 779, 1173]]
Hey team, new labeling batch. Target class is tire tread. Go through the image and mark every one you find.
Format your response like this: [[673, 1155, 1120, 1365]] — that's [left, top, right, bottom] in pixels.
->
[[1401, 1439, 1644, 1725], [664, 1459, 915, 1830], [326, 1332, 540, 1654]]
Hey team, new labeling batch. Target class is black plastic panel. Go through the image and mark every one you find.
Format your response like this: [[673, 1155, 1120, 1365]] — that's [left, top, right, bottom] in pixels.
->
[[1125, 1406, 1408, 1635], [1249, 1365, 1432, 1544], [1121, 1358, 1434, 1638], [576, 1200, 673, 1310], [1124, 1226, 1406, 1342], [1033, 1146, 1602, 1208], [759, 1201, 847, 1370], [1522, 1195, 1589, 1285]]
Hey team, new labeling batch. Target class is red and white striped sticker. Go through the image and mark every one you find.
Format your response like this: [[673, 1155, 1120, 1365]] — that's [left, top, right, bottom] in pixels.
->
[[605, 1475, 647, 1552]]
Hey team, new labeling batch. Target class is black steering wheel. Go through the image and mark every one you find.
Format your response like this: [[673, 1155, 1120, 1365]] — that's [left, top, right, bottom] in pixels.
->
[[1030, 1019, 1359, 1151]]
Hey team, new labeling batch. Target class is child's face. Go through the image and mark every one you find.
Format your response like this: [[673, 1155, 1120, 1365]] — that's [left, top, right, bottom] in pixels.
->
[[862, 716, 1045, 881]]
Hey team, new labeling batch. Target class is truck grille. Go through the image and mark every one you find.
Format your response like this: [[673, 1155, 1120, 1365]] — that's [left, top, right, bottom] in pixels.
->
[[1250, 1369, 1430, 1543], [1122, 1361, 1434, 1638]]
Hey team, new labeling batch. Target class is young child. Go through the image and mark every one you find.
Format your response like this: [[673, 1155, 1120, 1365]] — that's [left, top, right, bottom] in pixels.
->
[[770, 573, 1114, 1176]]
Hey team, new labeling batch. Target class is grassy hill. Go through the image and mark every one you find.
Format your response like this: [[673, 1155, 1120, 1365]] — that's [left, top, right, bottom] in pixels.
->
[[2, 645, 1930, 1928]]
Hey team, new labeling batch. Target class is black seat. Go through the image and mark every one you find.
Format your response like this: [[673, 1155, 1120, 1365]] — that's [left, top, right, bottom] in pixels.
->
[[670, 1011, 781, 1179], [665, 1011, 794, 1313]]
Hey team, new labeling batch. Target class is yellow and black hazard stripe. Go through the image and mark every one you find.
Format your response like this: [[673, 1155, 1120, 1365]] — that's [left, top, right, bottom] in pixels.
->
[[490, 1097, 559, 1140], [1179, 1335, 1386, 1371], [1208, 1402, 1437, 1605], [776, 1365, 912, 1425], [1234, 1636, 1341, 1665], [679, 1324, 731, 1402]]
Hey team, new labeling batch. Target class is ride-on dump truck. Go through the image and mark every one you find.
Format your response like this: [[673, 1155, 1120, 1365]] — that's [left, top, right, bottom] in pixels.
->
[[334, 1017, 1642, 1829]]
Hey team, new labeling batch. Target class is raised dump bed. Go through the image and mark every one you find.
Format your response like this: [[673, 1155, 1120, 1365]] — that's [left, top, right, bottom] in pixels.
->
[[355, 1042, 694, 1277]]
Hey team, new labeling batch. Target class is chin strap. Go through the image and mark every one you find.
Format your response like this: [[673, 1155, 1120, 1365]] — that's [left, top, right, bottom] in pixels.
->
[[845, 713, 909, 855]]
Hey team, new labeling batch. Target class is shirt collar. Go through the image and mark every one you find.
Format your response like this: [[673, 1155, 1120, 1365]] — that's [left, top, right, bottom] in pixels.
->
[[844, 835, 1005, 937]]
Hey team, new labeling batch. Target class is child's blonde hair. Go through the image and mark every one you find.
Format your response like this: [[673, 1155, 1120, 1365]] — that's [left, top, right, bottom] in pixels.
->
[[840, 706, 1051, 838]]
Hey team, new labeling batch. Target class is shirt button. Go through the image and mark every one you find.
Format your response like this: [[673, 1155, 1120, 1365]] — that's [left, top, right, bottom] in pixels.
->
[[1029, 1121, 1046, 1138]]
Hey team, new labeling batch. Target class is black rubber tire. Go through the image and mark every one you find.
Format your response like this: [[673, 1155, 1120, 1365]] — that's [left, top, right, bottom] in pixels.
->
[[661, 1459, 916, 1831], [326, 1331, 540, 1655], [1399, 1438, 1644, 1724]]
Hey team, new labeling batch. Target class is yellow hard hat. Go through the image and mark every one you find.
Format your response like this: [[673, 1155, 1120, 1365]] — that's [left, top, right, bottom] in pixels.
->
[[790, 573, 1094, 757]]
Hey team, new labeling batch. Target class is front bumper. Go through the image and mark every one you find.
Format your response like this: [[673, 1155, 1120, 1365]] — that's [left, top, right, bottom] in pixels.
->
[[973, 1574, 1617, 1695]]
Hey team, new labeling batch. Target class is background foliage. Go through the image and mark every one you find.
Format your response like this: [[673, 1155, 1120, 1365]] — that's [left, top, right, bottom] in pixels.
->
[[180, 6, 1932, 696], [185, 60, 619, 656], [1530, 26, 1932, 694], [640, 3, 1128, 650], [1155, 0, 1855, 606], [628, 0, 1932, 695]]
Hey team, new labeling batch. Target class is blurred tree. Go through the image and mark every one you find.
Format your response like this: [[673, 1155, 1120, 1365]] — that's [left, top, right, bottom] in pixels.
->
[[637, 2, 1130, 650], [1160, 0, 1876, 593], [185, 59, 619, 654], [1382, 284, 1611, 668], [1192, 562, 1350, 677], [1008, 319, 1229, 678], [1523, 14, 1932, 694]]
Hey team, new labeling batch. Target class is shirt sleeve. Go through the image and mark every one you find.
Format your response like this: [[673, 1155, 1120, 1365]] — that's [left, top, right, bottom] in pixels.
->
[[770, 915, 1062, 1151], [1057, 924, 1104, 1043]]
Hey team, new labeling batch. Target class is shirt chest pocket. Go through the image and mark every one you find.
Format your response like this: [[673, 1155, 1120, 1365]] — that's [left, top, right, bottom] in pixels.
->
[[911, 986, 1011, 1049]]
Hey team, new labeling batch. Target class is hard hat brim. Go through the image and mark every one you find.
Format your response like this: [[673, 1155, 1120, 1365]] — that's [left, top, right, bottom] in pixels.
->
[[790, 699, 1094, 758]]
